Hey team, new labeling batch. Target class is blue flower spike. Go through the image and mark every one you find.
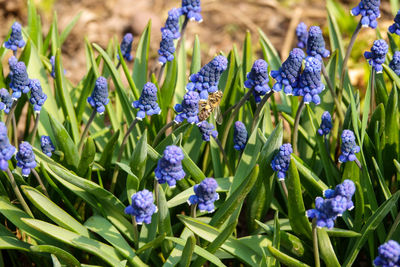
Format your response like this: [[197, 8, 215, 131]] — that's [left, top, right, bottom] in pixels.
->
[[389, 10, 400, 36], [339, 130, 360, 163], [296, 22, 308, 49], [155, 145, 186, 187], [0, 122, 16, 171], [10, 61, 30, 100], [187, 55, 228, 99], [4, 22, 26, 53], [271, 48, 305, 95], [293, 56, 324, 105], [364, 39, 388, 73], [158, 29, 175, 64], [317, 111, 332, 136], [29, 79, 47, 113], [271, 143, 292, 180], [125, 189, 157, 225], [87, 76, 109, 114], [389, 51, 400, 76], [132, 82, 161, 120], [16, 142, 37, 177], [244, 59, 270, 103], [233, 121, 248, 151], [351, 0, 381, 29], [8, 56, 18, 77], [174, 91, 200, 124], [119, 33, 134, 62], [188, 178, 219, 213], [306, 26, 330, 60], [181, 0, 202, 22], [50, 56, 56, 78], [40, 136, 55, 157], [162, 8, 182, 40], [374, 240, 400, 267], [0, 89, 13, 114], [197, 121, 218, 142]]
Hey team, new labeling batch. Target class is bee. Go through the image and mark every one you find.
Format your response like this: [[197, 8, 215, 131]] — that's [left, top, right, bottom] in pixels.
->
[[198, 90, 223, 124]]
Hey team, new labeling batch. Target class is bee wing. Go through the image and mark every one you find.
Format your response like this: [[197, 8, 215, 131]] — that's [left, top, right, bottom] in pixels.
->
[[215, 106, 223, 125]]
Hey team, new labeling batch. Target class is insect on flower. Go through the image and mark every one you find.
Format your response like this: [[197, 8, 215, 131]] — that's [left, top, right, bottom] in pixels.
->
[[198, 90, 223, 124]]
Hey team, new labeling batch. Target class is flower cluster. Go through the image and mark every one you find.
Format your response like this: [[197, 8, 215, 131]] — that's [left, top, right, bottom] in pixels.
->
[[125, 190, 157, 225], [244, 59, 270, 103], [296, 22, 308, 49], [87, 76, 109, 114], [389, 10, 400, 35], [16, 142, 37, 176], [317, 111, 332, 136], [4, 22, 25, 52], [188, 178, 219, 212], [271, 48, 305, 95], [132, 82, 161, 120], [307, 179, 355, 228], [187, 55, 228, 99], [0, 89, 13, 114], [29, 79, 47, 112], [40, 136, 55, 157], [389, 51, 400, 76], [233, 121, 248, 151], [197, 121, 218, 141], [181, 0, 202, 22], [174, 91, 200, 124], [271, 143, 292, 180], [293, 56, 324, 105], [374, 240, 400, 267], [10, 61, 30, 100], [351, 0, 381, 29], [158, 29, 175, 64], [118, 33, 134, 62], [8, 56, 18, 77], [162, 8, 182, 39], [306, 26, 330, 60], [0, 122, 15, 171], [364, 39, 388, 73], [155, 145, 186, 187], [339, 130, 360, 163]]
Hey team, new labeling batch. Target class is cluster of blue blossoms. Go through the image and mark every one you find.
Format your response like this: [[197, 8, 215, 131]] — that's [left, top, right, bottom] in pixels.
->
[[271, 143, 292, 180], [118, 33, 134, 62], [339, 130, 360, 163], [10, 61, 30, 100], [374, 240, 400, 267], [188, 178, 219, 213], [4, 22, 25, 53], [155, 145, 186, 187], [364, 39, 388, 73], [16, 142, 37, 177], [174, 91, 200, 124], [87, 76, 109, 114], [0, 122, 15, 171], [307, 180, 355, 228], [306, 26, 330, 60], [197, 121, 218, 141], [296, 22, 308, 49], [318, 111, 332, 136], [389, 10, 400, 35], [125, 189, 157, 225], [132, 82, 161, 120], [389, 51, 400, 76], [29, 79, 47, 112], [233, 121, 248, 151], [40, 136, 55, 157], [0, 89, 13, 114], [351, 0, 380, 28], [244, 59, 270, 103]]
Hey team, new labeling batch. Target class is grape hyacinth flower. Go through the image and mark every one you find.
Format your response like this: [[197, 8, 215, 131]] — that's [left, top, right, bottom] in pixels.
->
[[174, 91, 200, 124], [40, 136, 55, 157], [132, 82, 161, 120], [125, 190, 157, 225], [187, 55, 228, 99], [323, 179, 356, 211], [9, 61, 30, 99], [293, 56, 324, 105], [16, 142, 37, 177], [296, 22, 308, 49], [0, 122, 16, 171], [4, 22, 25, 53], [271, 48, 305, 95], [364, 39, 388, 73], [351, 0, 381, 29], [339, 130, 360, 163], [233, 121, 248, 151], [162, 8, 182, 39], [317, 111, 332, 136], [389, 10, 400, 36], [118, 33, 134, 62], [188, 178, 219, 212], [50, 56, 56, 78], [306, 26, 330, 60], [181, 0, 202, 22], [374, 240, 400, 267], [389, 51, 400, 76], [8, 56, 18, 78], [158, 29, 175, 64], [244, 59, 271, 103], [0, 89, 13, 114], [87, 76, 109, 114], [29, 79, 47, 112], [197, 121, 218, 142], [155, 145, 186, 187], [271, 143, 292, 180]]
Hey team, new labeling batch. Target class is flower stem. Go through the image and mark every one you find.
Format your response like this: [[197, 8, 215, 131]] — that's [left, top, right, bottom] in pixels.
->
[[176, 17, 189, 53], [154, 179, 159, 208], [354, 158, 362, 170], [370, 69, 376, 115], [251, 91, 273, 131], [30, 112, 40, 144], [157, 63, 166, 86], [78, 109, 97, 152], [213, 137, 233, 175], [312, 218, 320, 267], [116, 62, 121, 70], [31, 168, 49, 197], [110, 119, 138, 194], [292, 99, 305, 155], [152, 120, 176, 147], [6, 169, 33, 217], [6, 100, 18, 127], [131, 216, 139, 248], [321, 64, 344, 124], [12, 114, 17, 147], [222, 88, 254, 118], [280, 180, 288, 200], [190, 204, 197, 218]]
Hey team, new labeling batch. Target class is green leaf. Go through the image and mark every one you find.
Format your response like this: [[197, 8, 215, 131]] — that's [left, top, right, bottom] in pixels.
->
[[132, 21, 151, 90], [174, 36, 187, 105], [179, 235, 196, 267], [77, 137, 96, 177], [258, 28, 281, 70], [27, 0, 42, 51], [118, 46, 140, 100], [0, 236, 31, 252], [157, 184, 173, 256], [30, 245, 81, 266], [190, 35, 201, 74], [181, 146, 206, 183], [99, 129, 120, 168], [136, 233, 165, 254], [326, 0, 345, 65], [361, 69, 373, 144], [292, 155, 328, 195], [267, 212, 280, 266], [317, 228, 341, 267], [242, 31, 253, 79], [130, 130, 147, 180], [325, 228, 361, 238], [59, 12, 81, 45], [267, 245, 310, 267]]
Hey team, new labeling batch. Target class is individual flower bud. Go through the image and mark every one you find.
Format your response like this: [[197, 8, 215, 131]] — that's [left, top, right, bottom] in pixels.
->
[[374, 240, 400, 267], [364, 39, 388, 73], [271, 143, 292, 180], [174, 91, 200, 124], [317, 111, 332, 136], [16, 142, 37, 176], [4, 22, 25, 52], [158, 29, 175, 64], [10, 61, 30, 99], [40, 136, 55, 157], [181, 0, 202, 22], [296, 22, 308, 49], [339, 130, 360, 163], [87, 76, 109, 114], [351, 0, 381, 29], [188, 178, 219, 212], [306, 26, 330, 60], [132, 82, 161, 120], [197, 121, 218, 142], [29, 79, 47, 112], [125, 189, 157, 224], [118, 33, 134, 62], [233, 121, 248, 151], [155, 145, 186, 187], [244, 59, 270, 103]]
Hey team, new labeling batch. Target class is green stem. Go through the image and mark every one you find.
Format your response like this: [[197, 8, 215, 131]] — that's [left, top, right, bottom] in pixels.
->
[[6, 101, 17, 127], [176, 17, 189, 53], [78, 109, 97, 152], [12, 115, 17, 147], [222, 88, 254, 118], [251, 91, 273, 131], [157, 63, 166, 86], [31, 168, 49, 197], [152, 120, 176, 147], [30, 112, 40, 144], [292, 99, 305, 155], [312, 218, 320, 267], [6, 169, 33, 217], [131, 216, 139, 248], [190, 204, 197, 218], [280, 180, 288, 200], [370, 70, 376, 115], [354, 158, 362, 170], [321, 64, 344, 124], [116, 62, 121, 70]]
